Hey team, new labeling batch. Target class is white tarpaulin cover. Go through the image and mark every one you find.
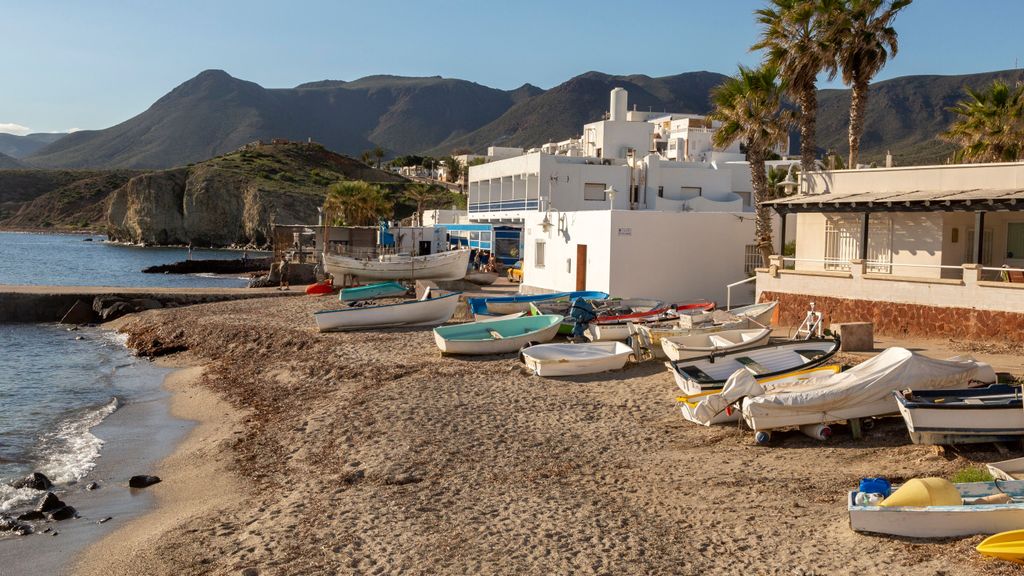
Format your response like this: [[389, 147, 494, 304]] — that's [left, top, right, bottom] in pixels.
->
[[738, 347, 997, 431]]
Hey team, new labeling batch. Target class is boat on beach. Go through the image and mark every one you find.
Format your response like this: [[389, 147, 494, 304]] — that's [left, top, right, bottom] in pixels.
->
[[584, 299, 673, 341], [988, 457, 1024, 481], [668, 339, 840, 395], [323, 248, 470, 281], [724, 301, 777, 326], [659, 326, 772, 362], [739, 347, 997, 434], [433, 314, 563, 355], [521, 341, 635, 377], [313, 290, 461, 332], [677, 364, 842, 426], [978, 530, 1024, 564], [339, 281, 408, 302], [633, 316, 753, 358], [894, 384, 1024, 445], [467, 290, 608, 317], [848, 479, 1024, 538]]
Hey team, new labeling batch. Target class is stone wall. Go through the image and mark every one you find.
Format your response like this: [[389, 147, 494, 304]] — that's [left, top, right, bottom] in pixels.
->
[[760, 291, 1024, 343]]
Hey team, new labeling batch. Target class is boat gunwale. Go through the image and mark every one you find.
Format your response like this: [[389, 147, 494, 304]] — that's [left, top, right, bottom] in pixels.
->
[[894, 385, 1022, 410], [669, 339, 840, 386], [433, 314, 564, 342]]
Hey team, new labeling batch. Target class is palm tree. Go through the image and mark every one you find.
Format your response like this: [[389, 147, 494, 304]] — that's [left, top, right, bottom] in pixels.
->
[[323, 181, 394, 226], [753, 0, 840, 174], [942, 80, 1024, 163], [360, 150, 373, 166], [403, 183, 446, 225], [372, 146, 385, 169], [832, 0, 912, 168], [709, 65, 795, 265], [440, 156, 462, 183]]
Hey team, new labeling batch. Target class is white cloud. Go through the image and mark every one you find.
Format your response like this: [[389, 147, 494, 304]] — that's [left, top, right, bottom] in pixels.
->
[[0, 123, 32, 136], [66, 127, 82, 133]]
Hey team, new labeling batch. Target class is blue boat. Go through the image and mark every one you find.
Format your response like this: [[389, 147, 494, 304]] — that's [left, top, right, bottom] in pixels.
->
[[339, 281, 408, 302], [467, 290, 609, 317]]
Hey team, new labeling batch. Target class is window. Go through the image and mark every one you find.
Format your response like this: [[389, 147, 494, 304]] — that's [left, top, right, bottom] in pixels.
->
[[657, 186, 664, 198], [1008, 223, 1024, 259], [744, 244, 761, 275], [583, 183, 607, 201], [823, 215, 861, 270], [535, 241, 545, 267], [963, 227, 994, 265]]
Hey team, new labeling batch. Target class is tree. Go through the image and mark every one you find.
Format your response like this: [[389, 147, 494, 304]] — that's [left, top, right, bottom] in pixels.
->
[[360, 150, 374, 166], [372, 146, 385, 169], [942, 80, 1024, 164], [709, 65, 795, 266], [441, 156, 462, 183], [832, 0, 912, 168], [403, 183, 448, 225], [753, 0, 840, 174], [323, 181, 394, 226]]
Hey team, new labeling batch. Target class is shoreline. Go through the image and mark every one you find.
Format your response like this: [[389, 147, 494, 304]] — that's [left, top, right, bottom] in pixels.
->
[[73, 362, 246, 575]]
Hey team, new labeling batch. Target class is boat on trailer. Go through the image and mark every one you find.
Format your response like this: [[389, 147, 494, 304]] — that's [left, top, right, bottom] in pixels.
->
[[848, 479, 1024, 538], [433, 314, 563, 355], [659, 326, 772, 362], [894, 384, 1024, 445], [740, 347, 997, 434], [668, 339, 839, 395], [323, 248, 470, 281], [313, 290, 460, 332], [521, 341, 635, 377]]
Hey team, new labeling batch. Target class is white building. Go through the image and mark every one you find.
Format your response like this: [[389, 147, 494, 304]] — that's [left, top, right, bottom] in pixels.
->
[[462, 87, 791, 303]]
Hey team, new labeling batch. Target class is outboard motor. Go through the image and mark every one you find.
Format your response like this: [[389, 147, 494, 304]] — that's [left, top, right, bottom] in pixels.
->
[[568, 297, 597, 341]]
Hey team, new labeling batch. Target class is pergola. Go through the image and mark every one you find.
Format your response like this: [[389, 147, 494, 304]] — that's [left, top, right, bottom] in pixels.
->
[[765, 188, 1024, 263]]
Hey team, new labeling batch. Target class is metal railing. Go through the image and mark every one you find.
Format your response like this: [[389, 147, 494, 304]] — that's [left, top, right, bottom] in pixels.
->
[[725, 276, 757, 310]]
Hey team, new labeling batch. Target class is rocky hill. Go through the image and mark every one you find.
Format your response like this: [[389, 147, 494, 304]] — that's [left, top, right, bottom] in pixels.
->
[[105, 141, 406, 247], [0, 152, 24, 169], [23, 68, 1024, 169], [0, 169, 139, 229], [0, 132, 66, 158]]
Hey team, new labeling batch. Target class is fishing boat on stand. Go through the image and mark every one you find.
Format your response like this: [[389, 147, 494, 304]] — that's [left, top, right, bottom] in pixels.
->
[[323, 247, 470, 281]]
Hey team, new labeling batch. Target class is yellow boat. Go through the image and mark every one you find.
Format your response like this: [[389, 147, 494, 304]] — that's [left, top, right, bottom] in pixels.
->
[[978, 530, 1024, 564]]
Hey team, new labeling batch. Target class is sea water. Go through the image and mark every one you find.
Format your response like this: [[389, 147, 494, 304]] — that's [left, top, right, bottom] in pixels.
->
[[0, 325, 170, 513], [0, 231, 260, 287]]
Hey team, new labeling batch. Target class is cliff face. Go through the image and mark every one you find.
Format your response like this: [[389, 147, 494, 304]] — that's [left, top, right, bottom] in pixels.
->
[[104, 141, 405, 247], [106, 166, 321, 246]]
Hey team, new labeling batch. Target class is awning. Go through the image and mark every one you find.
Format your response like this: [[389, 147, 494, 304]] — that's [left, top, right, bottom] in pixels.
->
[[765, 188, 1024, 214]]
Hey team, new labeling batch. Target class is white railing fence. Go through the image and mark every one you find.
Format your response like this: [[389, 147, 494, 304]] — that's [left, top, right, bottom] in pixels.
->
[[725, 276, 757, 310]]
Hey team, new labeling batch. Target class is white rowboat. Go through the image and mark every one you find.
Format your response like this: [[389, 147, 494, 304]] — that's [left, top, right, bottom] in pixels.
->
[[660, 327, 772, 362], [894, 385, 1024, 445], [323, 248, 470, 281], [313, 290, 460, 332], [727, 301, 778, 326], [433, 314, 563, 355], [521, 342, 634, 377], [668, 339, 839, 395]]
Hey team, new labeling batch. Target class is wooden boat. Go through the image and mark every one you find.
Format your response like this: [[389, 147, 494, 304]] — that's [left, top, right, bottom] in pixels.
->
[[848, 479, 1024, 538], [433, 314, 563, 355], [339, 281, 408, 302], [467, 290, 608, 317], [323, 248, 469, 281], [660, 327, 772, 362], [465, 271, 499, 285], [978, 530, 1024, 564], [725, 301, 778, 326], [677, 365, 842, 425], [894, 385, 1024, 445], [988, 457, 1024, 481], [313, 290, 460, 332], [741, 348, 997, 433], [521, 341, 635, 377], [668, 339, 839, 395]]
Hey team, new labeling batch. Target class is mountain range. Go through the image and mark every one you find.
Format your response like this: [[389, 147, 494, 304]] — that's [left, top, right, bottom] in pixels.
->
[[18, 67, 1024, 170], [0, 132, 66, 159]]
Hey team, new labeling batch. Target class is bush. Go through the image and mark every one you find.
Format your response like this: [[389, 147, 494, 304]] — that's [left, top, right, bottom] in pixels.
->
[[950, 467, 994, 484]]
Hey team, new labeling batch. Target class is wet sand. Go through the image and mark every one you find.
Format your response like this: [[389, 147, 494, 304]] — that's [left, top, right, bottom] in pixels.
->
[[72, 295, 1024, 575]]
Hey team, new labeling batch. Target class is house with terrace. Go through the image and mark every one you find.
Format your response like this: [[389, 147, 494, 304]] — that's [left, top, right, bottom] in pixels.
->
[[755, 161, 1024, 342]]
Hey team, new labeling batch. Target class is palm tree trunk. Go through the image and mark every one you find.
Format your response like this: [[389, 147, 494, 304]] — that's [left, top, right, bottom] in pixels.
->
[[749, 152, 774, 266], [798, 86, 817, 175], [847, 75, 870, 169]]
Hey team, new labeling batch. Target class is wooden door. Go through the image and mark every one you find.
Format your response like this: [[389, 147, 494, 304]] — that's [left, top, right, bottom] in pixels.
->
[[576, 244, 587, 291]]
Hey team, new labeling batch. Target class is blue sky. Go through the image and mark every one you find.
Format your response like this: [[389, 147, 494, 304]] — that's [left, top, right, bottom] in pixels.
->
[[3, 0, 1022, 134]]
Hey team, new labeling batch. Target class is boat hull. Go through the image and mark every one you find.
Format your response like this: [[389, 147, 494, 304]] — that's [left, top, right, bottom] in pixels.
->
[[728, 301, 777, 326], [522, 342, 634, 377], [895, 386, 1024, 445], [339, 281, 408, 302], [324, 249, 470, 281], [313, 292, 460, 332], [433, 315, 563, 355], [660, 328, 772, 362], [848, 480, 1024, 538]]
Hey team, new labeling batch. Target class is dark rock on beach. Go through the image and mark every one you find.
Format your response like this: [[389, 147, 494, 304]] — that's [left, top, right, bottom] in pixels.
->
[[129, 475, 161, 488], [10, 472, 52, 491], [16, 510, 45, 521], [85, 481, 100, 490], [37, 492, 65, 513], [46, 505, 76, 521], [0, 515, 33, 535]]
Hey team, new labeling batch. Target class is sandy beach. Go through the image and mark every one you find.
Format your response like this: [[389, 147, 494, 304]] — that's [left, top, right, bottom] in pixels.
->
[[71, 295, 1024, 575]]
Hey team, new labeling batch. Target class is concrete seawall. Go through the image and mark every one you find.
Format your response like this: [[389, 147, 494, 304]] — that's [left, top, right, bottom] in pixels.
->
[[0, 285, 301, 323]]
